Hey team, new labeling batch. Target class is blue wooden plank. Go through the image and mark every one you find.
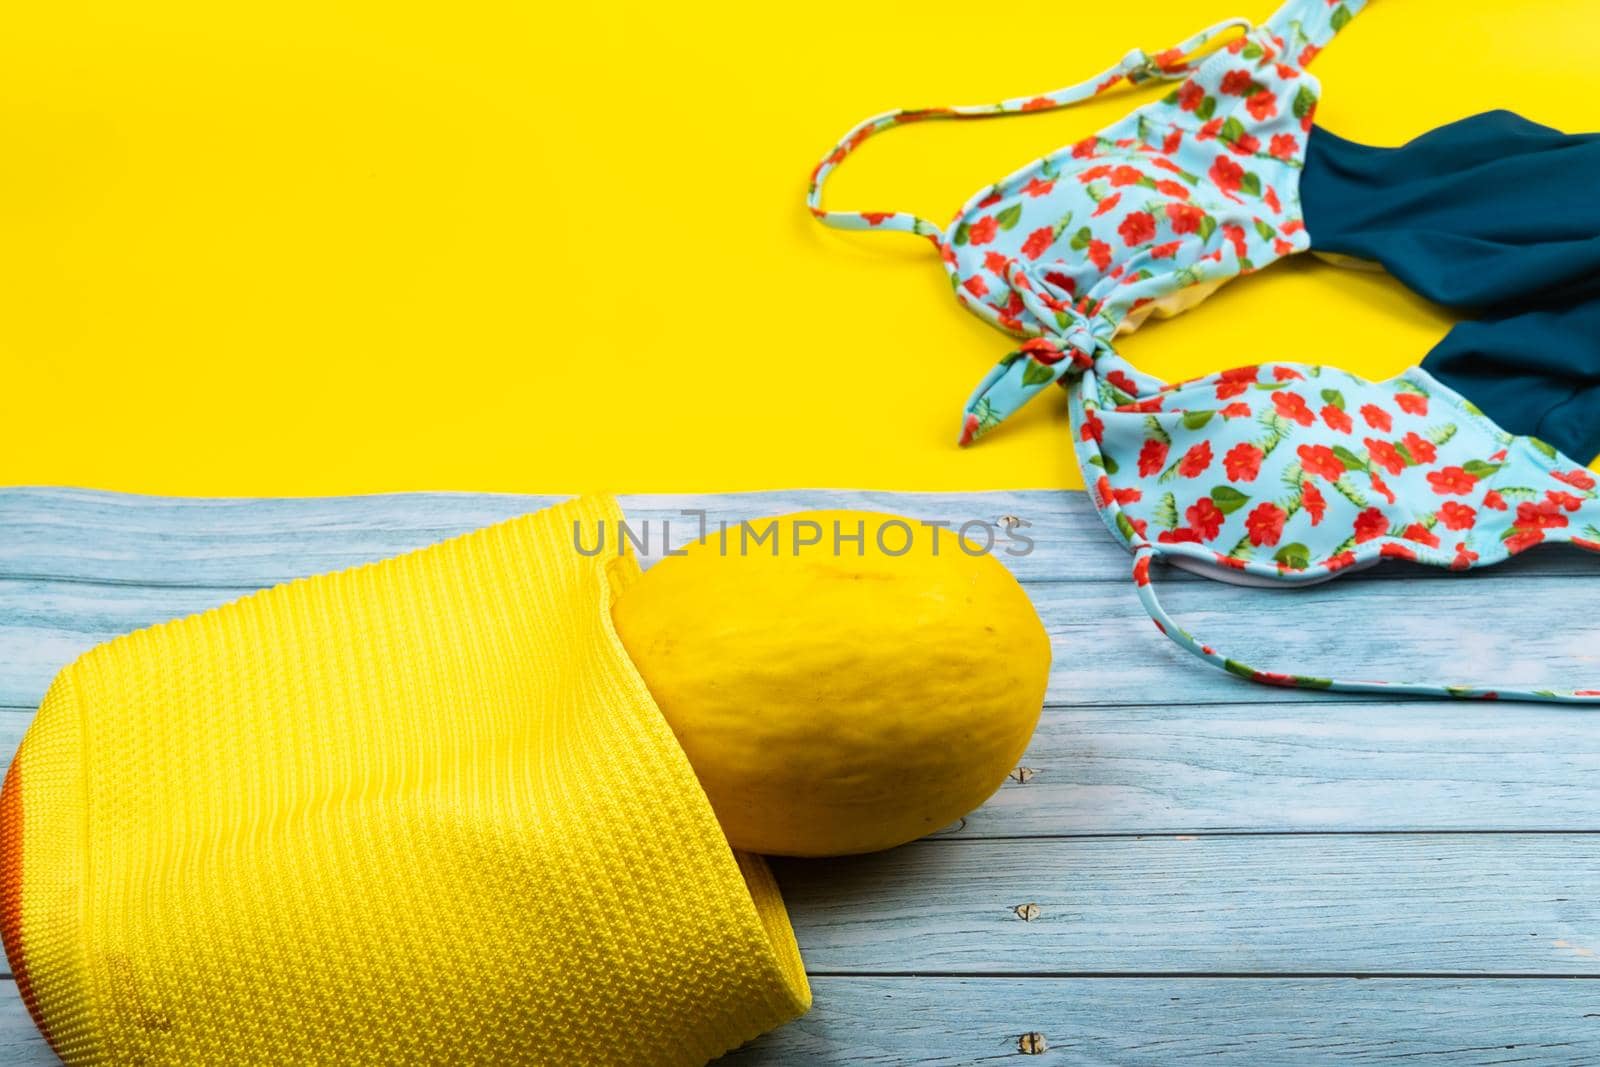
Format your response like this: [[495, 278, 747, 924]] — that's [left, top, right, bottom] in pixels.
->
[[773, 834, 1600, 975], [728, 977, 1600, 1065], [0, 976, 1596, 1064]]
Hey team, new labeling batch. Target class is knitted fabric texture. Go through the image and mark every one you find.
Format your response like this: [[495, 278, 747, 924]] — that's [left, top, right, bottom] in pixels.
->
[[0, 495, 810, 1064]]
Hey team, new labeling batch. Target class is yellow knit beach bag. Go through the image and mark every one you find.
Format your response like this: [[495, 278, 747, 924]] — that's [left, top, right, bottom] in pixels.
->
[[0, 495, 809, 1064]]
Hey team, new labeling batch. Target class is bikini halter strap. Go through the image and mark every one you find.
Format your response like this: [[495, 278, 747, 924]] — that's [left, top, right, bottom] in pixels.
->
[[805, 15, 1253, 245]]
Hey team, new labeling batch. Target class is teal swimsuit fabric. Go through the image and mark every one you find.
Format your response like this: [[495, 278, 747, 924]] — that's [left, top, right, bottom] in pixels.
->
[[1302, 112, 1600, 464], [809, 0, 1600, 702]]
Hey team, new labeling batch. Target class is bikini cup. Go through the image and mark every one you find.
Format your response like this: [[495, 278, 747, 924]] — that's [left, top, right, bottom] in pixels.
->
[[810, 0, 1600, 703]]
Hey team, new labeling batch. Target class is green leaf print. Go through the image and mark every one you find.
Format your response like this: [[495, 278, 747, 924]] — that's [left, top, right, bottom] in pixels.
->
[[1331, 475, 1368, 508], [1154, 492, 1179, 530], [1181, 410, 1215, 430], [1494, 486, 1541, 501], [1292, 85, 1317, 120], [1210, 486, 1251, 515], [1320, 388, 1345, 410], [1069, 226, 1093, 251], [1254, 219, 1276, 241], [996, 203, 1023, 230], [1100, 452, 1119, 475], [1331, 445, 1366, 471], [1021, 359, 1056, 387], [1393, 441, 1415, 466], [954, 221, 970, 246], [1196, 95, 1217, 121], [1280, 461, 1305, 489], [1198, 214, 1218, 242], [1329, 3, 1353, 31], [1463, 460, 1503, 478], [1528, 436, 1558, 460], [1220, 117, 1247, 144], [1115, 511, 1140, 543], [1144, 415, 1172, 446], [1241, 43, 1263, 60], [1274, 543, 1311, 570], [1428, 423, 1458, 446], [1239, 172, 1262, 198], [1227, 534, 1253, 560], [1223, 659, 1257, 679]]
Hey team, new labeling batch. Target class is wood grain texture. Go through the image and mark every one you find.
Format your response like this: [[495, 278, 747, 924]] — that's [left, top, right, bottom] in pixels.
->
[[0, 976, 1595, 1066], [2, 487, 1599, 1063]]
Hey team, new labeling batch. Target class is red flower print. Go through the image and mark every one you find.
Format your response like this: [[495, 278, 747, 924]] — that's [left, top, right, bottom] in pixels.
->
[[983, 251, 1011, 274], [976, 189, 1002, 208], [1299, 44, 1321, 66], [1155, 179, 1190, 199], [1516, 500, 1569, 530], [1264, 187, 1282, 214], [1220, 402, 1251, 418], [1269, 133, 1299, 160], [1178, 441, 1214, 477], [1187, 497, 1225, 540], [1365, 438, 1406, 476], [1128, 516, 1149, 539], [1505, 527, 1545, 555], [1022, 226, 1055, 260], [1134, 554, 1152, 585], [1321, 405, 1352, 433], [1221, 223, 1249, 259], [1402, 523, 1441, 548], [1072, 137, 1099, 158], [1272, 366, 1304, 381], [1224, 442, 1264, 481], [1228, 133, 1260, 156], [1080, 165, 1112, 182], [1245, 89, 1277, 121], [1554, 468, 1597, 490], [1042, 270, 1076, 293], [1359, 404, 1391, 431], [1150, 241, 1182, 259], [968, 216, 999, 245], [958, 413, 982, 446], [1547, 489, 1584, 512], [1158, 527, 1202, 544], [1105, 369, 1139, 395], [1087, 240, 1112, 270], [1451, 542, 1478, 570], [1080, 408, 1105, 443], [1215, 365, 1259, 398], [1150, 157, 1183, 175], [1162, 129, 1183, 154], [1118, 211, 1157, 246], [1381, 542, 1418, 561], [1209, 155, 1245, 195], [1166, 202, 1207, 235], [1020, 337, 1065, 365], [1139, 438, 1169, 477], [1370, 471, 1396, 504], [1021, 98, 1053, 112], [1245, 502, 1286, 546], [861, 212, 893, 226], [1438, 501, 1476, 530], [1401, 431, 1435, 464], [1112, 486, 1142, 505], [1325, 550, 1358, 572], [1394, 392, 1429, 416], [1483, 489, 1507, 510], [1022, 177, 1056, 198], [1274, 238, 1294, 255], [962, 274, 990, 298], [1272, 391, 1315, 427], [1110, 165, 1145, 187], [1220, 70, 1255, 96], [1302, 479, 1327, 525], [1093, 192, 1123, 217], [1094, 475, 1112, 507], [1353, 506, 1388, 543], [1426, 466, 1478, 495]]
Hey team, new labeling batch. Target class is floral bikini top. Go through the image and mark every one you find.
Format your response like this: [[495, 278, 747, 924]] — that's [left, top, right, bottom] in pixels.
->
[[809, 0, 1600, 703]]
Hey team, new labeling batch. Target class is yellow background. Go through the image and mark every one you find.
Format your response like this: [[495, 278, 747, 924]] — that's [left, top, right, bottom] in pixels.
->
[[0, 0, 1593, 495]]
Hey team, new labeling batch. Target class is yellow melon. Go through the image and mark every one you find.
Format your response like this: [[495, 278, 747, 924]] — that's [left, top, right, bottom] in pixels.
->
[[612, 510, 1050, 857]]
